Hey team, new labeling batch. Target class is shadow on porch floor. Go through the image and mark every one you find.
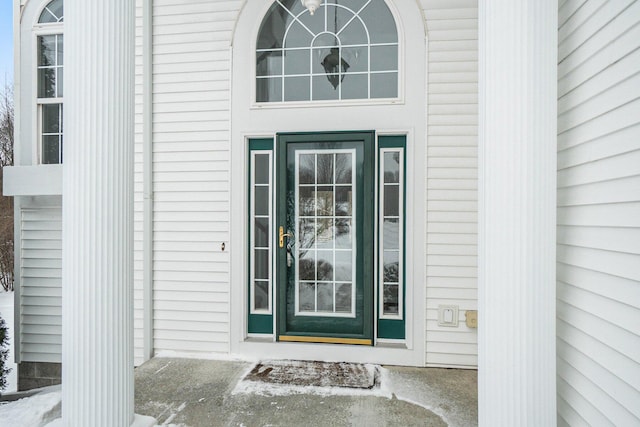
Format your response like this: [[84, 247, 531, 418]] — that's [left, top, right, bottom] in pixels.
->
[[134, 358, 477, 426]]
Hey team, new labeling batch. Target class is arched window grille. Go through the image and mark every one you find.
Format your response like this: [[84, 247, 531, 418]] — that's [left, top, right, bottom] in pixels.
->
[[256, 0, 398, 102], [38, 0, 63, 23]]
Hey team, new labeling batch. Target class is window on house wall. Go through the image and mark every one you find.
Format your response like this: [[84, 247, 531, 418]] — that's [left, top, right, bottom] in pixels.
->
[[248, 139, 274, 334], [377, 135, 405, 339], [37, 0, 64, 164], [256, 0, 398, 103]]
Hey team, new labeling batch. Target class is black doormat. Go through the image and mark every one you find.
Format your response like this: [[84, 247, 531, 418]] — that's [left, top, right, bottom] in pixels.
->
[[244, 360, 379, 389]]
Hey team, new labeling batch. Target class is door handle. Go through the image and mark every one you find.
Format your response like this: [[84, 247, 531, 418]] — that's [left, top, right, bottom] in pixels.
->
[[279, 226, 293, 248]]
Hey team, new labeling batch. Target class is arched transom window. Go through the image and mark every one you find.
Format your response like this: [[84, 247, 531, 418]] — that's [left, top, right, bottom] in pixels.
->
[[256, 0, 398, 103]]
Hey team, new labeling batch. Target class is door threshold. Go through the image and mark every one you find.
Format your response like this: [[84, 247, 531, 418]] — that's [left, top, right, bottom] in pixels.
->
[[279, 335, 372, 345]]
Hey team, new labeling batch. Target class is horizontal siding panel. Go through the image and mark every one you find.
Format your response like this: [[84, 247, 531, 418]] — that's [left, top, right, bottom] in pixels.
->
[[429, 93, 478, 105], [558, 74, 640, 133], [427, 211, 476, 223], [558, 99, 640, 150], [425, 8, 477, 20], [558, 2, 640, 81], [558, 124, 640, 167], [558, 356, 637, 425], [153, 339, 228, 354], [557, 300, 639, 364], [557, 320, 639, 391], [558, 49, 640, 113], [427, 233, 477, 245], [425, 352, 477, 367], [426, 331, 476, 344], [557, 5, 640, 419], [421, 0, 478, 11], [557, 263, 640, 305], [154, 319, 228, 333], [558, 225, 639, 254], [426, 287, 477, 300], [427, 222, 477, 234], [558, 244, 639, 281], [428, 40, 476, 53], [20, 207, 62, 363], [557, 175, 640, 206], [155, 309, 228, 324], [558, 149, 640, 187], [426, 266, 477, 278], [426, 255, 476, 268], [426, 277, 476, 288], [429, 50, 478, 62], [557, 282, 639, 336], [427, 244, 478, 256]]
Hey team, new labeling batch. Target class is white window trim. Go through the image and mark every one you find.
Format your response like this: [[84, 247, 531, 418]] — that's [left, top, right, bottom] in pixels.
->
[[379, 146, 404, 320], [32, 23, 64, 165], [252, 0, 406, 108], [250, 150, 274, 315]]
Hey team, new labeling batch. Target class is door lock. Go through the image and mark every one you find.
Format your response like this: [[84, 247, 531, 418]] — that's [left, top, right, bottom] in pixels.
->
[[279, 226, 293, 248]]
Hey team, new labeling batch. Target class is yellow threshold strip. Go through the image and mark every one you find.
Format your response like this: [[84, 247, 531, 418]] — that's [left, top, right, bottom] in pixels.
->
[[279, 335, 372, 345]]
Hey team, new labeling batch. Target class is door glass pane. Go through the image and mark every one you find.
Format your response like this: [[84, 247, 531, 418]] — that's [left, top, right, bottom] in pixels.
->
[[255, 281, 270, 310], [295, 149, 356, 316], [335, 283, 352, 313]]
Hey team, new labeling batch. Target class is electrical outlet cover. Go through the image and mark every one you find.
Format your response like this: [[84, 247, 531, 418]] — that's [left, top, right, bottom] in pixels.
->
[[438, 305, 459, 327]]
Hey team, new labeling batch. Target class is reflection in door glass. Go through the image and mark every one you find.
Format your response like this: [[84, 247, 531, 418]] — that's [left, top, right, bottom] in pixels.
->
[[295, 149, 356, 316]]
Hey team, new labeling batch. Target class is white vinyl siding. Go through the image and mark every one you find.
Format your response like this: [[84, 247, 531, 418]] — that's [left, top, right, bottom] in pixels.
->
[[423, 0, 478, 368], [148, 0, 242, 356], [556, 0, 640, 425], [133, 0, 144, 366], [20, 206, 62, 363]]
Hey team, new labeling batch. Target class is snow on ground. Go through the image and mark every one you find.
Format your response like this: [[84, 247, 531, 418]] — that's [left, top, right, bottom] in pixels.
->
[[0, 290, 17, 393], [0, 386, 60, 427]]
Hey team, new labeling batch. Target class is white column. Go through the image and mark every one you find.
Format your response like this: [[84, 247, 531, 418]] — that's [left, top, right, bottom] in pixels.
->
[[478, 1, 557, 426], [62, 1, 153, 426]]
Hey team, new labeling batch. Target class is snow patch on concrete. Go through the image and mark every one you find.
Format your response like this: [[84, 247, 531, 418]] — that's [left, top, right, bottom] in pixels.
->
[[0, 387, 60, 427]]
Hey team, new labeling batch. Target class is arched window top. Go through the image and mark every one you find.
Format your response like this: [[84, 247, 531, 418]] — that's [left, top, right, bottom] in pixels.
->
[[39, 0, 64, 24], [256, 0, 399, 103]]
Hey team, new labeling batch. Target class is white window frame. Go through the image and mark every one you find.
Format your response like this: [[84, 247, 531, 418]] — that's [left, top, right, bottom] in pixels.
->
[[378, 146, 404, 320], [32, 1, 64, 165], [250, 150, 274, 315], [253, 0, 404, 107]]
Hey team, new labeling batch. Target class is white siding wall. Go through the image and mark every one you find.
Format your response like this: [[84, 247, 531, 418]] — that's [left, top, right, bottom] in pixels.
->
[[556, 0, 640, 425], [423, 0, 479, 368], [149, 0, 242, 356], [135, 0, 480, 365], [20, 205, 62, 363]]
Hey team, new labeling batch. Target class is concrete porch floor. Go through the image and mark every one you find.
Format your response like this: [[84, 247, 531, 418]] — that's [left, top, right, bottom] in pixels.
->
[[134, 358, 478, 426]]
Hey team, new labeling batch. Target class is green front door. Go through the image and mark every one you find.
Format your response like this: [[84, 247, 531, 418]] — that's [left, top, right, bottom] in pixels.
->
[[276, 132, 374, 345]]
